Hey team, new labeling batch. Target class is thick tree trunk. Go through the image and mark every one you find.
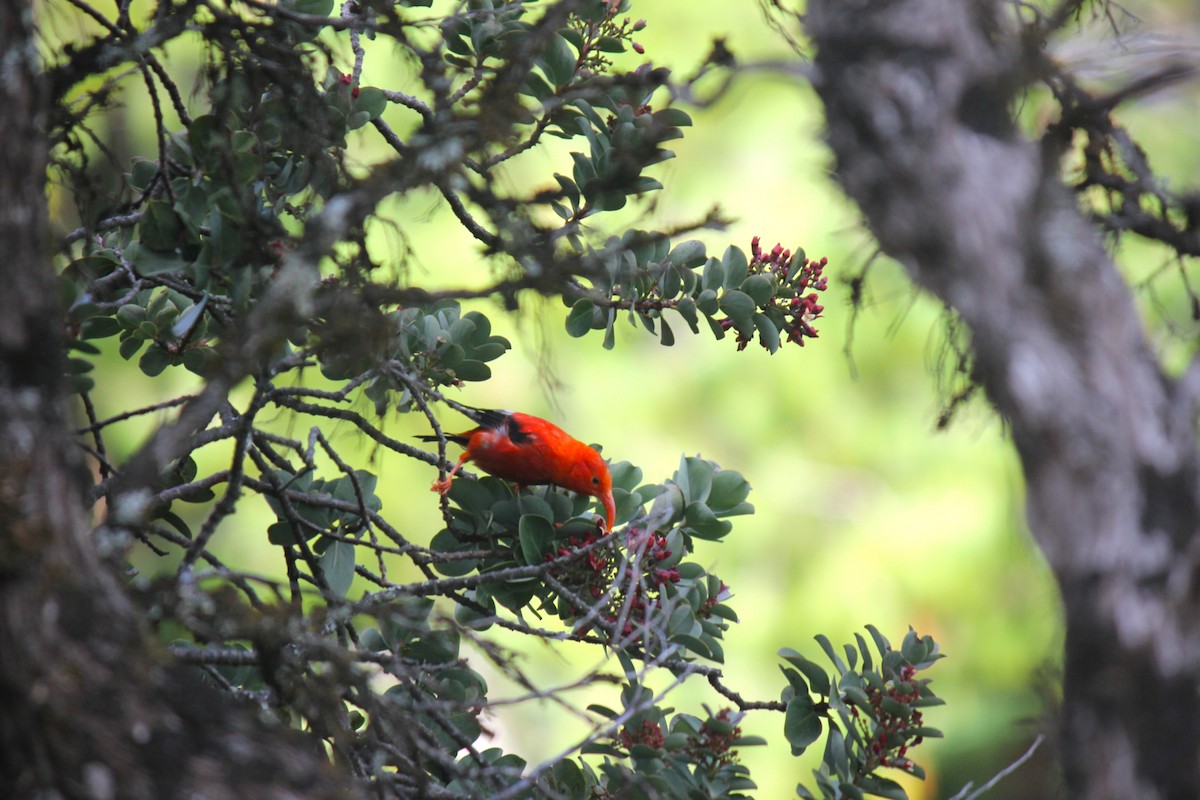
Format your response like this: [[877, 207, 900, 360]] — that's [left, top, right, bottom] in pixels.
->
[[806, 1, 1200, 798], [0, 3, 355, 797]]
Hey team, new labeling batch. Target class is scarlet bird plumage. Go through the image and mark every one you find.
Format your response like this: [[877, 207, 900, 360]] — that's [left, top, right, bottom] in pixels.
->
[[419, 406, 616, 531]]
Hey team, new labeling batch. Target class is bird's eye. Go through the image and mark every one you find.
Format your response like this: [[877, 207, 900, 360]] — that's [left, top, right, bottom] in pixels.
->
[[591, 476, 600, 485]]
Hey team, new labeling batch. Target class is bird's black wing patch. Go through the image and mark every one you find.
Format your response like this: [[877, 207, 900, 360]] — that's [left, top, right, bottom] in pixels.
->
[[471, 408, 512, 432], [506, 414, 533, 444]]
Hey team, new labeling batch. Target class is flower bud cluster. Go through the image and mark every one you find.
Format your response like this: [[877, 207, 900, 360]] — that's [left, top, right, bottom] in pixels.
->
[[687, 708, 743, 767], [852, 662, 927, 773], [618, 718, 665, 751], [573, 1, 648, 75], [739, 235, 829, 351], [552, 526, 682, 642]]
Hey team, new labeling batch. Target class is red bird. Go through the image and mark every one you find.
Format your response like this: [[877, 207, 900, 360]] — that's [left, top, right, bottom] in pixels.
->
[[420, 406, 616, 531]]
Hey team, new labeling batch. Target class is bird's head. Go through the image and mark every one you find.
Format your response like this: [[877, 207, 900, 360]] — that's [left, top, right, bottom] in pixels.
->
[[568, 444, 616, 531]]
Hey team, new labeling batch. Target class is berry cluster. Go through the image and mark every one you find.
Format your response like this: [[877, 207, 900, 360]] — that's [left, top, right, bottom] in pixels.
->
[[550, 527, 682, 641], [850, 663, 926, 773], [696, 581, 730, 618], [686, 708, 743, 767], [640, 531, 681, 587], [548, 529, 617, 609], [618, 718, 665, 751]]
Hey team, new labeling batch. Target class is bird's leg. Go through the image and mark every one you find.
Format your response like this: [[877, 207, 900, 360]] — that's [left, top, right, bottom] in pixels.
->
[[431, 453, 470, 495]]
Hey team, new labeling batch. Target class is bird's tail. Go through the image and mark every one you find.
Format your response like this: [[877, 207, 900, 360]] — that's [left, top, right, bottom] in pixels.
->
[[439, 399, 508, 425], [418, 399, 510, 443], [415, 432, 471, 446]]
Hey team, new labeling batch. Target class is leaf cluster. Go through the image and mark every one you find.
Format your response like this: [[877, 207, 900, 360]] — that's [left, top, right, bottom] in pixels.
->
[[781, 628, 945, 800], [566, 234, 828, 353]]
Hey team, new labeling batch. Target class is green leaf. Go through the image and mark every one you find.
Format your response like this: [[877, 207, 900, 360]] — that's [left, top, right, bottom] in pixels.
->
[[741, 274, 774, 305], [115, 307, 147, 331], [455, 591, 495, 631], [139, 201, 185, 250], [125, 242, 187, 275], [293, 0, 333, 15], [566, 298, 595, 337], [815, 634, 848, 673], [855, 633, 874, 672], [653, 108, 693, 128], [683, 458, 714, 504], [118, 336, 144, 360], [454, 360, 491, 381], [676, 296, 700, 333], [722, 245, 749, 288], [696, 288, 719, 316], [522, 71, 555, 101], [732, 735, 768, 747], [842, 686, 872, 712], [550, 759, 588, 798], [319, 539, 356, 596], [670, 633, 712, 659], [81, 316, 121, 340], [360, 627, 388, 652], [707, 603, 737, 622], [268, 521, 300, 545], [783, 694, 822, 756], [856, 775, 909, 800], [683, 502, 732, 540], [430, 529, 481, 577], [65, 356, 94, 374], [865, 624, 891, 657], [779, 648, 831, 696], [718, 290, 755, 324], [517, 494, 556, 524], [659, 318, 674, 346], [587, 703, 618, 719], [630, 176, 663, 195], [171, 294, 208, 339], [668, 240, 707, 269], [445, 476, 495, 513], [138, 343, 171, 377], [518, 514, 555, 565], [902, 628, 939, 666], [543, 34, 578, 87], [158, 509, 192, 540], [701, 259, 726, 292], [352, 87, 387, 120], [595, 35, 626, 54], [473, 340, 510, 361], [129, 158, 159, 191], [667, 604, 696, 637], [708, 470, 751, 511], [404, 628, 460, 663]]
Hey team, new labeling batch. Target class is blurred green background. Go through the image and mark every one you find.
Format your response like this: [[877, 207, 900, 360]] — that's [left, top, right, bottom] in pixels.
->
[[52, 0, 1200, 796]]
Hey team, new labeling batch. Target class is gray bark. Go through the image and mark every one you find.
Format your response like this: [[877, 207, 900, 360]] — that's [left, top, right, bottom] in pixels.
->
[[806, 2, 1200, 798]]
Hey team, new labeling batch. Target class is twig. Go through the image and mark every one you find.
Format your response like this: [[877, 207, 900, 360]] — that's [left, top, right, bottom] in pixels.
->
[[947, 734, 1045, 799]]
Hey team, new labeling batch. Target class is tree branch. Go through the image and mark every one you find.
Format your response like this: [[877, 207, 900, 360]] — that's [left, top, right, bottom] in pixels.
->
[[807, 1, 1200, 797]]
